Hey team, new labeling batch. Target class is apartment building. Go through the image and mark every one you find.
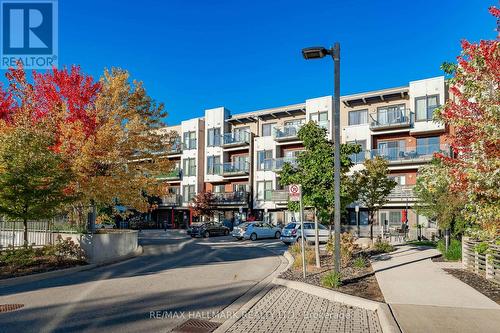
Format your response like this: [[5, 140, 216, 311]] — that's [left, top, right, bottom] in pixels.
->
[[153, 76, 449, 236]]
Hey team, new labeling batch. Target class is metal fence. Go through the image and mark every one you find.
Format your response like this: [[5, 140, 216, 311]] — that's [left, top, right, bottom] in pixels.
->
[[0, 220, 54, 249]]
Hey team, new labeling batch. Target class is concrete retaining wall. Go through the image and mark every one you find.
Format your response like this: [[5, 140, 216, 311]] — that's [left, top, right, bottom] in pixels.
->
[[79, 231, 139, 264]]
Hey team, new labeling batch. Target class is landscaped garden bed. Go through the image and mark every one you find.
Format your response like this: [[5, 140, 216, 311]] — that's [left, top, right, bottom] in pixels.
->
[[0, 236, 87, 280], [278, 234, 394, 302]]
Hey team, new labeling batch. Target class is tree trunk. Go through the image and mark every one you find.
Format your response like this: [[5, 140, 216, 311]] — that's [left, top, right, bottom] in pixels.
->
[[23, 217, 28, 247], [369, 210, 374, 241], [314, 208, 320, 268]]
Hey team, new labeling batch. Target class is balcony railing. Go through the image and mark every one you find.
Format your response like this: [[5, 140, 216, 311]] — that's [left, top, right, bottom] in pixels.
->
[[273, 157, 298, 171], [271, 190, 289, 203], [317, 120, 330, 132], [166, 139, 183, 155], [369, 111, 412, 130], [221, 161, 250, 176], [370, 144, 449, 164], [212, 192, 249, 205], [157, 169, 182, 181], [222, 132, 250, 148], [273, 124, 303, 141], [161, 194, 182, 206], [388, 185, 417, 200], [183, 139, 197, 150]]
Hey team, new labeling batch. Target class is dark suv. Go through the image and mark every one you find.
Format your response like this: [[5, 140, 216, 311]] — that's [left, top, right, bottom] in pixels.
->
[[187, 222, 230, 238]]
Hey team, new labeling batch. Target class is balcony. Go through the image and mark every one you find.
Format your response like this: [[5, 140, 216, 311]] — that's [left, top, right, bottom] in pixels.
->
[[183, 139, 197, 150], [272, 157, 298, 171], [371, 144, 450, 165], [161, 194, 182, 206], [273, 124, 303, 142], [166, 139, 183, 155], [221, 161, 250, 177], [387, 186, 417, 201], [271, 190, 289, 204], [212, 192, 249, 206], [222, 132, 250, 149], [157, 169, 182, 181], [369, 111, 412, 131]]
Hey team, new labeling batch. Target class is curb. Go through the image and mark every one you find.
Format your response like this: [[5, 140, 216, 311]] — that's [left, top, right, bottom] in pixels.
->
[[272, 277, 401, 333], [212, 249, 291, 333], [0, 245, 143, 289]]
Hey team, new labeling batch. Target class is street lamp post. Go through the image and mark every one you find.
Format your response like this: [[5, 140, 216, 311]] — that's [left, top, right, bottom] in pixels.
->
[[302, 43, 341, 274]]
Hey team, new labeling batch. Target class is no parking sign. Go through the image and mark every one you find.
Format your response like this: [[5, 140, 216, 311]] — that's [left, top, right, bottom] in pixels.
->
[[288, 184, 301, 202]]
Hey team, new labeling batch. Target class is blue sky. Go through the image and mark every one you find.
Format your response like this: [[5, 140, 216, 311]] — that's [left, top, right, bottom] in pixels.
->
[[4, 0, 498, 125]]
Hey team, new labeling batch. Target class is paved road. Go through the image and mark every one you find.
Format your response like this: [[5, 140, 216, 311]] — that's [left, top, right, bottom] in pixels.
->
[[0, 230, 286, 333]]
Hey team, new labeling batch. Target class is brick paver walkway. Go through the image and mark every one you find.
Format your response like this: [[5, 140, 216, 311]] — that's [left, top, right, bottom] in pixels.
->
[[225, 286, 382, 333]]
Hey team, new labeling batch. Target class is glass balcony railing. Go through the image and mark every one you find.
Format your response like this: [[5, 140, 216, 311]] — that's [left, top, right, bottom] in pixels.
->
[[371, 144, 450, 163], [387, 186, 416, 200], [273, 124, 303, 141], [157, 169, 182, 180], [183, 139, 197, 150], [166, 139, 182, 154], [161, 194, 182, 206], [221, 161, 250, 176], [212, 192, 249, 205], [369, 111, 412, 130], [273, 157, 298, 170], [317, 120, 330, 131], [222, 132, 250, 147]]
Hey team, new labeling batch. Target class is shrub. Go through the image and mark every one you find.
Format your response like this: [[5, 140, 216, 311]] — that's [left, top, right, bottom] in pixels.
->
[[437, 239, 462, 261], [52, 235, 86, 262], [0, 246, 37, 266], [321, 271, 342, 289], [474, 242, 489, 255], [326, 232, 359, 267], [373, 240, 395, 254], [292, 245, 316, 269], [353, 256, 366, 269]]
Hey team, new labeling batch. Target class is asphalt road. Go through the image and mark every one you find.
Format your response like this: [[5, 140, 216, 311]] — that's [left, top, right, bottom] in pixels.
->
[[0, 230, 286, 333]]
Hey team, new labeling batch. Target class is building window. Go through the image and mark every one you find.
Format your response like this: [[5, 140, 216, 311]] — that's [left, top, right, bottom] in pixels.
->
[[377, 104, 406, 125], [261, 123, 276, 137], [389, 211, 402, 225], [257, 181, 273, 201], [183, 158, 196, 176], [348, 109, 368, 125], [213, 185, 225, 193], [183, 185, 195, 202], [233, 183, 248, 192], [389, 175, 406, 185], [347, 140, 366, 164], [233, 127, 250, 142], [416, 136, 440, 156], [284, 119, 305, 127], [183, 131, 197, 150], [376, 140, 406, 160], [207, 155, 221, 175], [257, 150, 273, 170], [415, 95, 439, 121], [207, 128, 221, 147]]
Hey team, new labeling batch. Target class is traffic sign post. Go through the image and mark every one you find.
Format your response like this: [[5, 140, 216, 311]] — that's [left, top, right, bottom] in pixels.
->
[[289, 184, 306, 278]]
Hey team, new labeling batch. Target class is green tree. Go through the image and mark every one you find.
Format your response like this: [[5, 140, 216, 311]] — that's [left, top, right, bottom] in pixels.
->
[[0, 126, 74, 245], [352, 157, 397, 240], [414, 159, 468, 237], [279, 121, 360, 267]]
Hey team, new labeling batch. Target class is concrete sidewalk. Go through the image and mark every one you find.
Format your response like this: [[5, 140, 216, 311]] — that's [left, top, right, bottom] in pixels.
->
[[371, 245, 500, 333]]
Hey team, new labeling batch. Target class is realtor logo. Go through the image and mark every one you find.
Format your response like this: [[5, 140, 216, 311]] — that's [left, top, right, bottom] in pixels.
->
[[1, 0, 58, 69]]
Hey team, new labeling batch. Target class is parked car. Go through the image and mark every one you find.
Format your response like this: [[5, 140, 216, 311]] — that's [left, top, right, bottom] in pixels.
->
[[280, 222, 330, 245], [243, 222, 282, 241], [97, 222, 116, 229], [231, 222, 255, 240], [187, 222, 230, 238]]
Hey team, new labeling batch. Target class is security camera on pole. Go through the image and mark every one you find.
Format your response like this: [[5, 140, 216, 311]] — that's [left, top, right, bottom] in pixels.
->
[[289, 184, 306, 278]]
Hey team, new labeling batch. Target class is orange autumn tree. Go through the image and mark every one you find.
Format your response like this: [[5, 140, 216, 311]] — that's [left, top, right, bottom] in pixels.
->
[[0, 64, 173, 226]]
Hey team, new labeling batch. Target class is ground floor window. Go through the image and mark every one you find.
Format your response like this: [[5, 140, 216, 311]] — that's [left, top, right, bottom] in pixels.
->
[[347, 210, 369, 225]]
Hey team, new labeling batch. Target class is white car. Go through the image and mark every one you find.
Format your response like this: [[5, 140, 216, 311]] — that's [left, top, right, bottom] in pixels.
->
[[97, 222, 116, 229], [232, 222, 254, 240], [280, 222, 330, 245], [242, 222, 282, 241]]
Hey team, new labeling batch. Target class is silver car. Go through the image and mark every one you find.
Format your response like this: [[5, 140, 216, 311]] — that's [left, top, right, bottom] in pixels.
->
[[232, 222, 254, 240], [242, 222, 282, 241], [280, 222, 331, 245]]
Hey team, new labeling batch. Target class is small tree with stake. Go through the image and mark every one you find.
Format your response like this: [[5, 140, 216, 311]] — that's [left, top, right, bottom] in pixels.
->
[[0, 125, 74, 246], [352, 157, 397, 241]]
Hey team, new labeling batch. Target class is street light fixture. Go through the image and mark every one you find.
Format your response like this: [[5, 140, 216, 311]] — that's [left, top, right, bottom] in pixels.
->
[[302, 43, 342, 274]]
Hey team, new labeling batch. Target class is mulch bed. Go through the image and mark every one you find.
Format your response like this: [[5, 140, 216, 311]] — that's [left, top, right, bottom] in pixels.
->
[[444, 268, 500, 305], [279, 253, 385, 302], [0, 259, 86, 280]]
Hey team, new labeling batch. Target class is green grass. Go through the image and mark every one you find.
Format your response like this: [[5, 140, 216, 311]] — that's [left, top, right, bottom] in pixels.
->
[[321, 271, 342, 289], [437, 239, 462, 261], [407, 240, 437, 247], [353, 256, 366, 269]]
